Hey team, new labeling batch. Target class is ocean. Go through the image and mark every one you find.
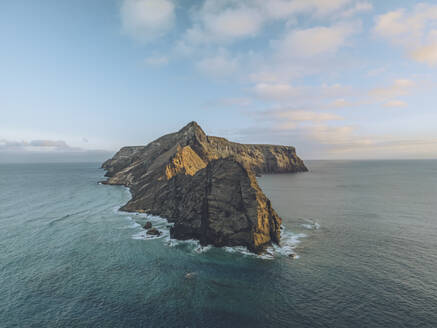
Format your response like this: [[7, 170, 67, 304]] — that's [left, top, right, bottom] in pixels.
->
[[1, 160, 436, 327]]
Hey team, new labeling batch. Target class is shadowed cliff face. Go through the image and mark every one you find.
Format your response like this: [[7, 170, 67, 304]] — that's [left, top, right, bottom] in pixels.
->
[[102, 121, 307, 253]]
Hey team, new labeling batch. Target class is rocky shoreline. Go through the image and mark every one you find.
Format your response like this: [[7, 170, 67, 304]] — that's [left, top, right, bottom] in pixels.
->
[[102, 122, 307, 253]]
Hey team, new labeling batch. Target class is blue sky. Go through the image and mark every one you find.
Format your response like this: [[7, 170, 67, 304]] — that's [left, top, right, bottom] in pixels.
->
[[1, 0, 437, 161]]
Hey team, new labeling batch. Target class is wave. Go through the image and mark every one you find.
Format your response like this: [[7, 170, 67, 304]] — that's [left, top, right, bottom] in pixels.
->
[[129, 215, 171, 240], [119, 209, 306, 260], [47, 209, 90, 226], [301, 218, 320, 230]]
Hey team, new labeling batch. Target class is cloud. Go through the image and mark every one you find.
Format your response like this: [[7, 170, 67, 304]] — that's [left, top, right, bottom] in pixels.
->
[[144, 55, 169, 66], [0, 139, 112, 163], [307, 0, 353, 16], [252, 82, 354, 106], [370, 79, 415, 99], [367, 66, 386, 76], [121, 0, 175, 42], [374, 4, 437, 65], [0, 139, 75, 151], [383, 100, 407, 108], [275, 111, 342, 131], [340, 1, 372, 18], [306, 125, 437, 158], [29, 140, 70, 148], [201, 8, 263, 41], [196, 50, 240, 78], [170, 1, 365, 85], [309, 125, 370, 146], [180, 0, 361, 47], [209, 97, 252, 107], [411, 42, 437, 66], [331, 98, 352, 108], [183, 2, 263, 45], [253, 83, 299, 100], [0, 139, 106, 153], [261, 0, 353, 19], [374, 9, 410, 40], [230, 122, 437, 159], [272, 22, 360, 58], [276, 110, 343, 123], [320, 83, 353, 98], [250, 108, 343, 131], [242, 22, 361, 84]]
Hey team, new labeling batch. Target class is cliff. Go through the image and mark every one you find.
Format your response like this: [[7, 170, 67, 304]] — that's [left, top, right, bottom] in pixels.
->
[[102, 121, 307, 253]]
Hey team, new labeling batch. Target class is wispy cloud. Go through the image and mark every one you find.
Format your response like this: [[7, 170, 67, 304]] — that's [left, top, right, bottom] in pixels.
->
[[178, 0, 361, 47], [383, 100, 407, 108], [144, 55, 169, 67], [370, 79, 415, 99], [196, 49, 240, 78], [411, 42, 437, 66], [115, 1, 437, 159], [0, 139, 75, 152], [249, 108, 343, 131], [374, 3, 437, 65], [272, 22, 360, 58], [121, 0, 175, 42], [0, 139, 109, 154], [0, 138, 113, 163], [253, 83, 300, 100]]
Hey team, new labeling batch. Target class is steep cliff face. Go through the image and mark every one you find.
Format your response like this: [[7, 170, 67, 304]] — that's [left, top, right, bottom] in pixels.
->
[[102, 121, 307, 253]]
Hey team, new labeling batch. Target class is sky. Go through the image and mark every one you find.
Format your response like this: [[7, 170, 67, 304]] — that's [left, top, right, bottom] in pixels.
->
[[1, 0, 437, 162]]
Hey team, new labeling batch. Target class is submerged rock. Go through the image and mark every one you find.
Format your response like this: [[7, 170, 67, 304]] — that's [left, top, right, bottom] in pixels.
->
[[143, 221, 152, 229], [102, 122, 307, 253]]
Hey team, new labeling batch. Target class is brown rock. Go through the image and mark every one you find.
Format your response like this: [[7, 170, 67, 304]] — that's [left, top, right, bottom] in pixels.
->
[[143, 221, 152, 229], [102, 122, 307, 253]]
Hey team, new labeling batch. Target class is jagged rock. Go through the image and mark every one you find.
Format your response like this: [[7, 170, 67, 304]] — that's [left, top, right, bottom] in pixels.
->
[[143, 221, 152, 229], [146, 228, 161, 236], [102, 122, 307, 253], [166, 158, 281, 252]]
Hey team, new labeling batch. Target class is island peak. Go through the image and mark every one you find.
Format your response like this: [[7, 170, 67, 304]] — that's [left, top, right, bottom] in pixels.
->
[[102, 122, 307, 253]]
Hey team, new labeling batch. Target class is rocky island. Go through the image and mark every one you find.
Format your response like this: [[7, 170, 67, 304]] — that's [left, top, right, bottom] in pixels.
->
[[102, 122, 307, 253]]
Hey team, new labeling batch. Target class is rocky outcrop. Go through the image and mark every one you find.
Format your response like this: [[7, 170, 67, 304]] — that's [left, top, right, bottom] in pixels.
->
[[146, 228, 161, 236], [102, 122, 307, 253]]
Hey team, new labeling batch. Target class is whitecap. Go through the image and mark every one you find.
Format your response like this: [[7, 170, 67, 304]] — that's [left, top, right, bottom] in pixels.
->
[[128, 221, 141, 229], [164, 236, 201, 249], [300, 219, 320, 230], [194, 245, 212, 253], [116, 208, 306, 259], [131, 230, 166, 240], [221, 227, 305, 260], [269, 229, 306, 258]]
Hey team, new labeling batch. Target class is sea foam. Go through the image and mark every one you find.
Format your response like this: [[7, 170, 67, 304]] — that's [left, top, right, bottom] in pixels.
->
[[120, 209, 306, 260]]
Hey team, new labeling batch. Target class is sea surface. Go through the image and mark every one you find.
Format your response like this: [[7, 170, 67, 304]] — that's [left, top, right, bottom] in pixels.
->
[[1, 160, 437, 328]]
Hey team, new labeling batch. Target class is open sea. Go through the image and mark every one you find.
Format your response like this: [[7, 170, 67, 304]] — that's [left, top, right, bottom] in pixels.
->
[[1, 160, 436, 328]]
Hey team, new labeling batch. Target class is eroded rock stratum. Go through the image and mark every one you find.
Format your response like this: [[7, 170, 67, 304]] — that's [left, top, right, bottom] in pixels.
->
[[102, 122, 307, 253]]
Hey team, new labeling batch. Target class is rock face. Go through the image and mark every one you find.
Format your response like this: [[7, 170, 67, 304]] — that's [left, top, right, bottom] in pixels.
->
[[102, 122, 307, 253]]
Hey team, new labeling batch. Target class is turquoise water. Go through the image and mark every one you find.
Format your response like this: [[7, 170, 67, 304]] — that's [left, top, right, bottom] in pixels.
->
[[1, 161, 436, 327]]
